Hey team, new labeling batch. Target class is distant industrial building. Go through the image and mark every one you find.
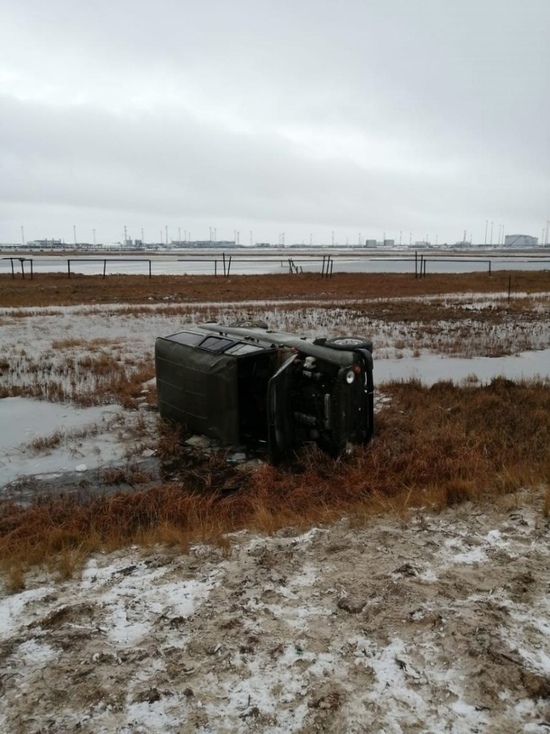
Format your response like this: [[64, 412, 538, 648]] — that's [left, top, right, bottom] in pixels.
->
[[504, 234, 538, 247], [365, 238, 395, 247], [29, 239, 64, 248]]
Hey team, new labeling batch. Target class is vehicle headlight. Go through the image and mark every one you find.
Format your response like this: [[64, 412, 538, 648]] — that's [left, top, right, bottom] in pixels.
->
[[345, 370, 355, 384]]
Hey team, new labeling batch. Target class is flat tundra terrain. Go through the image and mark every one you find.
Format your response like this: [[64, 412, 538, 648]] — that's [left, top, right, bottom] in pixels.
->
[[1, 272, 550, 733]]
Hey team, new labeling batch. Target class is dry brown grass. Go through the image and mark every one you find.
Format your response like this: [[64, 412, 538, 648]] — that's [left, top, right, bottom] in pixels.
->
[[157, 419, 187, 459], [1, 270, 549, 308], [28, 430, 65, 453], [0, 353, 155, 408], [2, 378, 549, 581]]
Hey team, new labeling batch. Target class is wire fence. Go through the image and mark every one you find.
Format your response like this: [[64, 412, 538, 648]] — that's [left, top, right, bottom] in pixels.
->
[[2, 253, 549, 281]]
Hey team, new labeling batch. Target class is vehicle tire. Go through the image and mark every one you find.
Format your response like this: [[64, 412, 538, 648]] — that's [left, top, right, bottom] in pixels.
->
[[324, 336, 373, 352]]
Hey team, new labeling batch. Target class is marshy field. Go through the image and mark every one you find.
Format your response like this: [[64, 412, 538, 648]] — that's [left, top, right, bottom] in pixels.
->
[[1, 270, 550, 733]]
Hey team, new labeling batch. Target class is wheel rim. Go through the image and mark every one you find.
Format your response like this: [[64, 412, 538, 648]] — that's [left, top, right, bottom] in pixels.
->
[[334, 338, 364, 345]]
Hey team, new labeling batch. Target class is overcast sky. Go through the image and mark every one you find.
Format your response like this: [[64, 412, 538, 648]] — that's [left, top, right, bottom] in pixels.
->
[[1, 0, 549, 246]]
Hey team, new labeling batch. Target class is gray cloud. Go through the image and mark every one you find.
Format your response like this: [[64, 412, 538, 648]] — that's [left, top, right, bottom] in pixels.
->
[[1, 0, 548, 244]]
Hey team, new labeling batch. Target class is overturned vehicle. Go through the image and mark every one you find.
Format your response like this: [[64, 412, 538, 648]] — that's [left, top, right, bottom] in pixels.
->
[[155, 323, 374, 462]]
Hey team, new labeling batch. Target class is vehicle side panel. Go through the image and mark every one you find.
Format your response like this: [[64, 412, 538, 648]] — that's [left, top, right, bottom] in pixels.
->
[[155, 336, 240, 444]]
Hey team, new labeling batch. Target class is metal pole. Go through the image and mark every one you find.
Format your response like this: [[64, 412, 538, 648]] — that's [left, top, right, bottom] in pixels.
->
[[148, 260, 151, 278], [103, 259, 107, 278], [10, 258, 14, 279], [30, 259, 33, 280], [227, 256, 232, 277], [68, 260, 71, 278]]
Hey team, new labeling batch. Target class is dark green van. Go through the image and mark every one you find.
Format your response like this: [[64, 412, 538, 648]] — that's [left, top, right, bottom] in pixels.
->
[[155, 323, 373, 462]]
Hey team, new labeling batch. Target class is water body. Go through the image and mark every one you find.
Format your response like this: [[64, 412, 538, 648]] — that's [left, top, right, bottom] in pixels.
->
[[1, 251, 549, 276]]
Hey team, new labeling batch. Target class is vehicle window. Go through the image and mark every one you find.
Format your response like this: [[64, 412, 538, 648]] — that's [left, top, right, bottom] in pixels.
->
[[225, 343, 265, 356], [166, 331, 205, 346], [199, 335, 234, 352]]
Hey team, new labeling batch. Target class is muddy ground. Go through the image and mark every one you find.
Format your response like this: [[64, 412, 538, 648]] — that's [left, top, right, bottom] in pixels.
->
[[1, 493, 549, 733]]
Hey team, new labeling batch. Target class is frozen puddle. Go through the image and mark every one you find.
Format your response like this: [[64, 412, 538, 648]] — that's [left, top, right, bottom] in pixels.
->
[[0, 397, 129, 490], [377, 348, 550, 385]]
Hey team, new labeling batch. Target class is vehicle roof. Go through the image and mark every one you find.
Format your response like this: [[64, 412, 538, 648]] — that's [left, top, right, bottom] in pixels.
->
[[198, 323, 360, 366]]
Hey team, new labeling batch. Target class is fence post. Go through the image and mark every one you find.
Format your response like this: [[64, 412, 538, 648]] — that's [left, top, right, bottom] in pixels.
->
[[103, 259, 107, 279], [227, 256, 232, 277], [30, 259, 34, 280], [148, 260, 152, 278], [488, 260, 492, 276], [67, 260, 71, 278]]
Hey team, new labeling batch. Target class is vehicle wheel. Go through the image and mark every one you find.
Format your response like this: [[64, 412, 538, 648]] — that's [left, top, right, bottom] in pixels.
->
[[324, 336, 373, 352]]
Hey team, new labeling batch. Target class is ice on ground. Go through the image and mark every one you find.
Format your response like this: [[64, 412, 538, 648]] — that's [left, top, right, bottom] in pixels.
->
[[376, 348, 550, 385], [0, 397, 138, 490]]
